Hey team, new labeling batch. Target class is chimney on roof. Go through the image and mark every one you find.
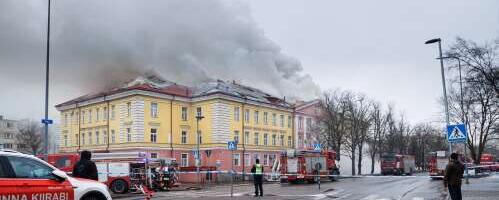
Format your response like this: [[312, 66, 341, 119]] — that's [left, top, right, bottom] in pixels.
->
[[283, 96, 286, 102]]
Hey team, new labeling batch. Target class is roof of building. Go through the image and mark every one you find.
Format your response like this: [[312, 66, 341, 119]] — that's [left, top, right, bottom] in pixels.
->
[[56, 75, 292, 109]]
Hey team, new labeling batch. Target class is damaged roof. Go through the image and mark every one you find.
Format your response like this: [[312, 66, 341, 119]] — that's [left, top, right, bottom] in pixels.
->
[[56, 76, 291, 109]]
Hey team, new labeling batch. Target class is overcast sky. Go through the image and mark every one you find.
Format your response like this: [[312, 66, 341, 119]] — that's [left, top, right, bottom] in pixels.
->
[[0, 0, 498, 125], [242, 0, 499, 123]]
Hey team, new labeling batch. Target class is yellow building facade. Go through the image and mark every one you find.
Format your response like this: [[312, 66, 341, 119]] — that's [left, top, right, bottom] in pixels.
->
[[56, 78, 294, 171]]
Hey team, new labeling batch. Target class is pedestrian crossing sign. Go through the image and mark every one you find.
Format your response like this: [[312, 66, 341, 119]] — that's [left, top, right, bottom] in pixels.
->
[[227, 141, 237, 151], [447, 124, 467, 143], [314, 143, 321, 152]]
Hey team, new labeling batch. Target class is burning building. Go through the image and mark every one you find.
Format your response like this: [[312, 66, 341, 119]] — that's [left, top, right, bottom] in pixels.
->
[[55, 75, 295, 181]]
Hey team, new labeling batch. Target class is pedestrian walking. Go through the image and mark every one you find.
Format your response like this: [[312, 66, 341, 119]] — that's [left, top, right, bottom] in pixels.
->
[[251, 158, 264, 197], [444, 153, 465, 200], [72, 150, 98, 181]]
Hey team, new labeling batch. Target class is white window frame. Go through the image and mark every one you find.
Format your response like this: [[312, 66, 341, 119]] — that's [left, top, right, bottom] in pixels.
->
[[103, 130, 107, 144], [272, 134, 276, 146], [233, 153, 241, 166], [263, 133, 268, 146], [127, 102, 131, 117], [234, 107, 240, 121], [254, 111, 259, 124], [64, 135, 68, 147], [88, 132, 93, 145], [264, 112, 268, 125], [244, 131, 249, 145], [181, 131, 187, 144], [151, 102, 158, 118], [127, 128, 131, 142], [111, 105, 115, 120], [254, 132, 259, 146], [181, 107, 188, 121], [272, 113, 276, 126], [244, 109, 250, 123], [234, 130, 239, 143], [151, 128, 157, 143], [244, 153, 251, 166], [111, 130, 115, 144], [95, 131, 100, 144], [96, 108, 100, 122], [280, 115, 284, 127], [181, 153, 189, 167]]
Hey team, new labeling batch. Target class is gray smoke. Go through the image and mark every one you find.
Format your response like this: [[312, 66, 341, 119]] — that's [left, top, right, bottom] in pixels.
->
[[0, 0, 320, 118]]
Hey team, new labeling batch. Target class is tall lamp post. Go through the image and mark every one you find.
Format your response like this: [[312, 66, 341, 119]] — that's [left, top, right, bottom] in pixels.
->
[[440, 56, 470, 184], [43, 0, 52, 160], [196, 113, 204, 189], [425, 38, 452, 153]]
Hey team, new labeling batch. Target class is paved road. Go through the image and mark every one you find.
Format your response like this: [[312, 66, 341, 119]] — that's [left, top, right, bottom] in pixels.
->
[[116, 173, 499, 200]]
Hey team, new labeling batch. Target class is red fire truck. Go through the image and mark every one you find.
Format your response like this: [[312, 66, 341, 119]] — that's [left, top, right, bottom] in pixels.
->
[[280, 149, 339, 183], [42, 152, 179, 193], [380, 153, 416, 175], [428, 151, 448, 179], [476, 154, 498, 172]]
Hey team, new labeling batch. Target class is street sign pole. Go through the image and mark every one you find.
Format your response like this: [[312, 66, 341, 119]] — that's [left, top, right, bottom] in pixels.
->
[[464, 141, 469, 184], [231, 149, 234, 198]]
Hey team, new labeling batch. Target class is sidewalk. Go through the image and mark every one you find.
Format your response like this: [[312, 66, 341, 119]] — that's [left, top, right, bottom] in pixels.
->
[[462, 172, 499, 200]]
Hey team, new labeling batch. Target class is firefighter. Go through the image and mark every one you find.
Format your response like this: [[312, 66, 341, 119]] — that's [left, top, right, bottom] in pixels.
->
[[444, 153, 465, 200], [72, 150, 98, 181], [251, 158, 264, 197]]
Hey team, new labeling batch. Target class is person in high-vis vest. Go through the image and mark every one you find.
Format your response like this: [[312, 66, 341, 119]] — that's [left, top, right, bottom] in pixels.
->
[[251, 158, 264, 197]]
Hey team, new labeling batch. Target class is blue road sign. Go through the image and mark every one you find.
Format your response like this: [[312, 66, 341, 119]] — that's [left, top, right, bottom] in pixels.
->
[[228, 141, 237, 151], [314, 143, 322, 152], [41, 119, 53, 124], [447, 124, 467, 143]]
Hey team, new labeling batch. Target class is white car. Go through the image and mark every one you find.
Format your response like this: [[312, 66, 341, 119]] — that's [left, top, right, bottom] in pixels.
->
[[0, 149, 112, 200]]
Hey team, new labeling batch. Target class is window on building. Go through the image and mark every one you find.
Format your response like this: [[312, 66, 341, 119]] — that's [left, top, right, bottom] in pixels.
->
[[88, 132, 93, 145], [254, 111, 259, 124], [288, 116, 292, 128], [151, 102, 158, 118], [6, 123, 13, 128], [151, 128, 157, 143], [181, 131, 187, 144], [196, 107, 202, 117], [103, 130, 107, 144], [234, 107, 240, 121], [111, 130, 115, 144], [181, 107, 188, 121], [127, 128, 131, 142], [264, 112, 268, 125], [150, 153, 158, 159], [82, 133, 85, 145], [181, 153, 189, 167], [263, 154, 268, 166], [280, 115, 284, 127], [272, 113, 276, 126], [88, 110, 92, 124], [64, 114, 68, 127], [103, 107, 108, 120], [263, 133, 268, 146], [254, 132, 259, 146], [234, 131, 239, 143], [233, 153, 240, 166], [81, 111, 85, 124], [272, 134, 276, 146], [288, 136, 292, 147], [127, 102, 131, 117], [71, 112, 75, 124], [4, 143, 13, 148], [244, 153, 251, 165], [111, 105, 115, 120], [244, 109, 250, 123], [280, 134, 285, 146], [96, 108, 100, 121], [244, 131, 249, 145], [298, 116, 303, 129], [75, 134, 79, 145], [306, 118, 312, 131], [253, 154, 260, 164], [95, 131, 100, 144], [197, 131, 202, 144]]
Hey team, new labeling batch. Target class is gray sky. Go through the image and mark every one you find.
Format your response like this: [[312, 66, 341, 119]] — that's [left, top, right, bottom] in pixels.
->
[[243, 0, 499, 123], [0, 0, 498, 124]]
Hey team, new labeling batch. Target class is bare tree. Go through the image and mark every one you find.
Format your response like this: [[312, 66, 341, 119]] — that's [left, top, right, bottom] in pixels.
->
[[446, 37, 499, 164], [16, 121, 43, 155], [368, 102, 388, 174], [318, 90, 351, 162]]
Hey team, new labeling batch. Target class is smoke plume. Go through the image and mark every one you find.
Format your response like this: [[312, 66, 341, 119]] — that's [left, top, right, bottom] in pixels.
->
[[0, 0, 320, 118]]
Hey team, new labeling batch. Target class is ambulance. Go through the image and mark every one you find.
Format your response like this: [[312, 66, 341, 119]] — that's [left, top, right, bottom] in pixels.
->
[[0, 149, 112, 200]]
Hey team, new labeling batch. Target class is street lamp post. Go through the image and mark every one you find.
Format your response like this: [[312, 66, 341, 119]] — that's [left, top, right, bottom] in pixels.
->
[[43, 0, 52, 160], [195, 114, 204, 189], [440, 56, 470, 184], [425, 38, 452, 153]]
